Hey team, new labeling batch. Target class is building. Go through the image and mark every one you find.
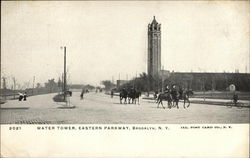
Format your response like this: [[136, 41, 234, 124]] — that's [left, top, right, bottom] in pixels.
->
[[146, 16, 250, 92], [164, 72, 250, 91], [148, 16, 161, 79], [116, 80, 129, 89]]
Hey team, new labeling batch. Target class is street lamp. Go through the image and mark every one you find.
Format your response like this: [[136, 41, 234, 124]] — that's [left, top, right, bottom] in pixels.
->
[[161, 65, 164, 93], [61, 46, 67, 101]]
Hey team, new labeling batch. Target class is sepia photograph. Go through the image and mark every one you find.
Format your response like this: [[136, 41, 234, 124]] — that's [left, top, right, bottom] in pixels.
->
[[1, 1, 249, 157], [1, 1, 249, 124]]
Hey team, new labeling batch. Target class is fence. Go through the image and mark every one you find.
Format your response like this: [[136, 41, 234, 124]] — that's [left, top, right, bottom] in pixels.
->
[[192, 91, 250, 100], [0, 88, 61, 101]]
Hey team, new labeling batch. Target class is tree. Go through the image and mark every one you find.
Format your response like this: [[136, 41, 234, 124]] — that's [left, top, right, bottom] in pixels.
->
[[45, 79, 58, 93], [119, 72, 149, 92], [101, 80, 115, 91], [36, 83, 42, 89], [2, 77, 7, 90], [23, 82, 30, 89], [85, 84, 95, 90], [57, 77, 62, 88]]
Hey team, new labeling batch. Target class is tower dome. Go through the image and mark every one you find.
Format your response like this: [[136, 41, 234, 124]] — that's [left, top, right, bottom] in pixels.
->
[[151, 16, 158, 25], [148, 16, 161, 31]]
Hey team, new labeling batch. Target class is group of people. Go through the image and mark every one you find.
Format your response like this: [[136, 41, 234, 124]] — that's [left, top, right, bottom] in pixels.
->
[[155, 85, 188, 100], [155, 84, 240, 107], [119, 88, 141, 104], [154, 84, 193, 109], [18, 92, 27, 101]]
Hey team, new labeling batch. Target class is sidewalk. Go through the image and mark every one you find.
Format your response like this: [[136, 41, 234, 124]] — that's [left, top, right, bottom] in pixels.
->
[[189, 98, 250, 107], [105, 92, 250, 107], [142, 96, 250, 107]]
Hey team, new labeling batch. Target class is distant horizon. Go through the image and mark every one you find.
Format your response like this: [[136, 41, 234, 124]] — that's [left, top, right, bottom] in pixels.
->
[[2, 70, 250, 90], [1, 62, 249, 90]]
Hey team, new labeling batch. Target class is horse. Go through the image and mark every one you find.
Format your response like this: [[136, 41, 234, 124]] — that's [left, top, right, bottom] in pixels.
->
[[127, 89, 135, 104], [119, 89, 128, 104], [133, 91, 141, 105], [128, 89, 141, 105], [171, 90, 191, 109], [156, 92, 172, 109]]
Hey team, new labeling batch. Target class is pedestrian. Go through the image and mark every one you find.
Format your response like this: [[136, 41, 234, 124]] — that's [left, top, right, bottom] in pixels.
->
[[80, 89, 85, 100], [66, 92, 71, 106], [154, 91, 158, 103], [179, 87, 183, 100], [233, 92, 238, 106], [18, 92, 23, 101], [154, 91, 158, 99], [111, 90, 114, 98], [23, 92, 27, 101], [164, 85, 170, 93]]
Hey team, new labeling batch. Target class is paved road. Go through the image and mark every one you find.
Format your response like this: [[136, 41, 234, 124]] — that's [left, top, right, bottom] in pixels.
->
[[1, 92, 249, 124]]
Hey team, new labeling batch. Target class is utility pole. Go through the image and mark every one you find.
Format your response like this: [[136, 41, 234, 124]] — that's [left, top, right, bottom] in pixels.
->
[[157, 73, 160, 93], [12, 77, 16, 99], [225, 72, 228, 99], [62, 73, 64, 92], [2, 77, 7, 100], [203, 76, 206, 102], [63, 46, 67, 101], [0, 51, 1, 99], [135, 71, 137, 89], [118, 73, 120, 89], [147, 74, 150, 97], [133, 72, 137, 89], [161, 66, 164, 93], [32, 76, 35, 95]]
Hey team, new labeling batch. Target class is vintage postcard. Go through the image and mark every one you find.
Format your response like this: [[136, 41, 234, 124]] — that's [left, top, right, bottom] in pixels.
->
[[1, 1, 249, 157]]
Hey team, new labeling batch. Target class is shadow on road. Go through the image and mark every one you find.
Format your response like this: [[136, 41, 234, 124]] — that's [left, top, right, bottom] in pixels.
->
[[0, 107, 29, 110], [57, 106, 76, 109], [113, 103, 127, 105]]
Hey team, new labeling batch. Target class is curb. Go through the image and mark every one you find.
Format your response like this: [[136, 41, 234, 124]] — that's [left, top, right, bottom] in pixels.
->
[[142, 97, 250, 108]]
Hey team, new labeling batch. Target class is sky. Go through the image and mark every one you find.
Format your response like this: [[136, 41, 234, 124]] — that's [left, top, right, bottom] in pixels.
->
[[1, 1, 249, 88]]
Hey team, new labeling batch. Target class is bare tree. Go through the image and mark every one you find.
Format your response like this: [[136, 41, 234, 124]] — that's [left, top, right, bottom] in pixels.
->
[[2, 77, 7, 100], [36, 83, 42, 89], [12, 77, 17, 99]]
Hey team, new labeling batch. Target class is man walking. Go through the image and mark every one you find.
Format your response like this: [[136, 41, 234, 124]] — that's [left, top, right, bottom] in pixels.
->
[[233, 92, 239, 106], [111, 90, 114, 98], [80, 89, 84, 100]]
